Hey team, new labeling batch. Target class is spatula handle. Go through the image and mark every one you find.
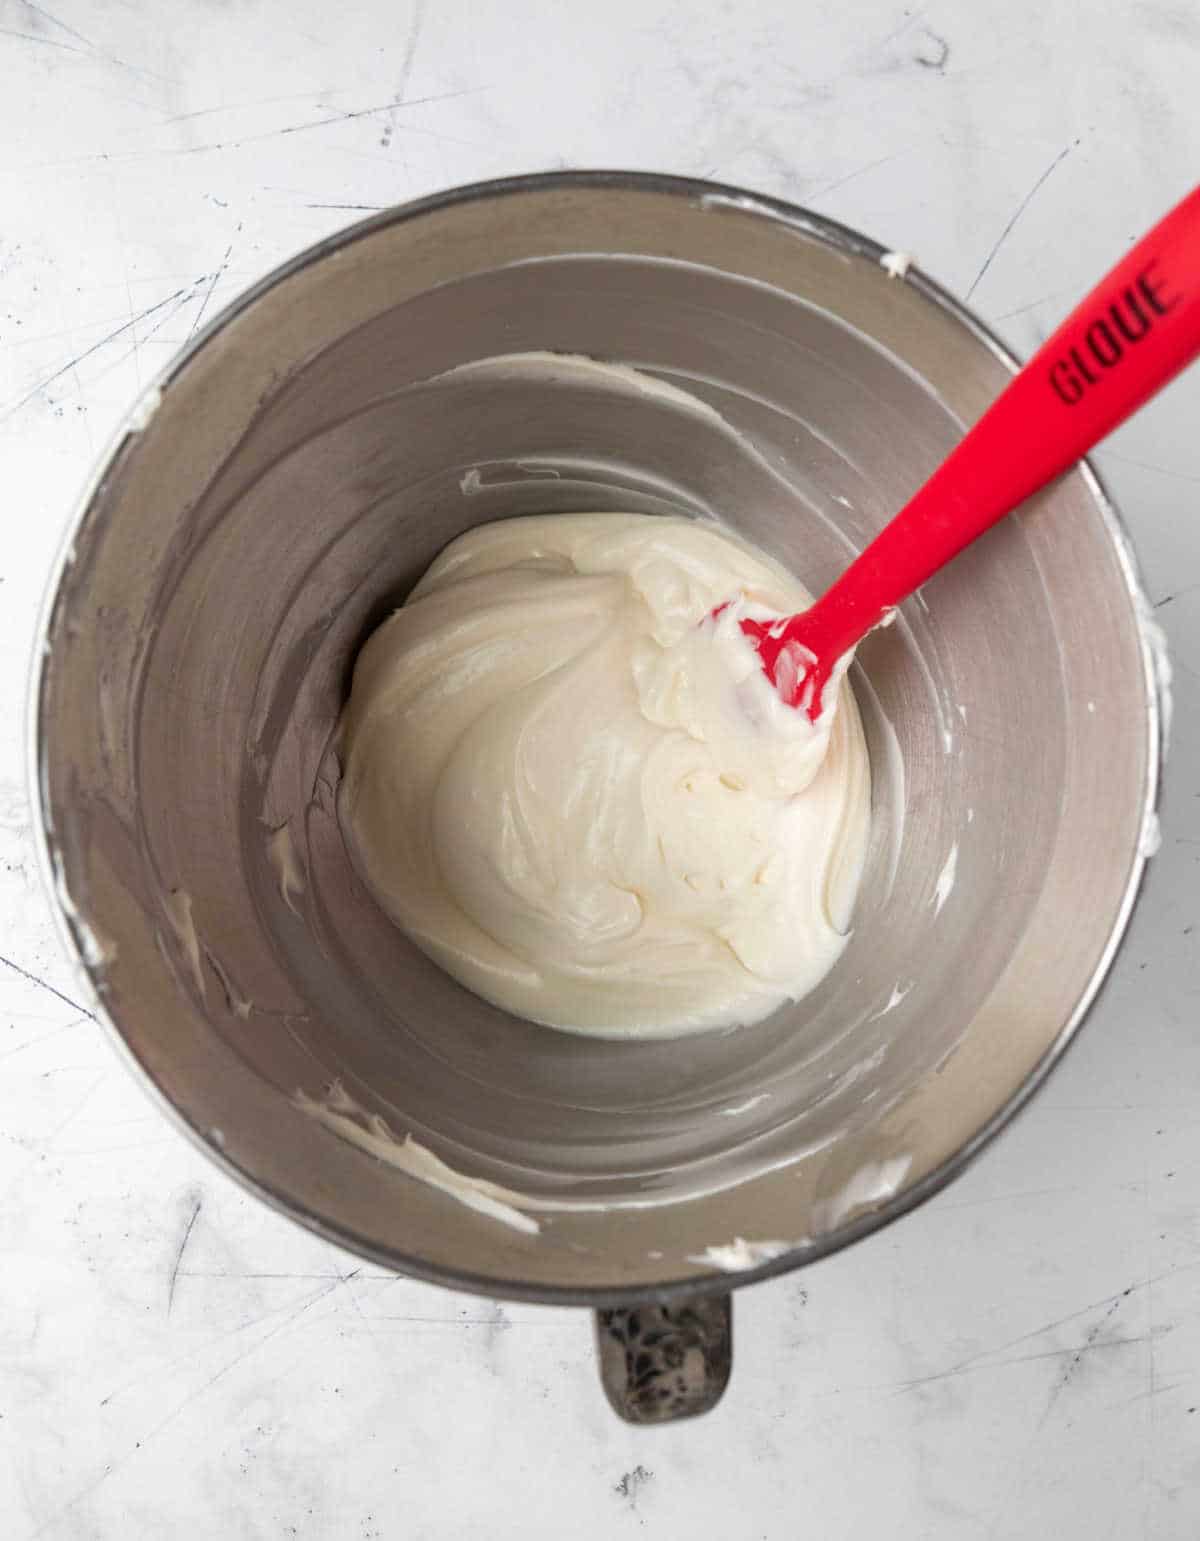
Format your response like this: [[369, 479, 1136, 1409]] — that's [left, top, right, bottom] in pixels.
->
[[808, 184, 1200, 659]]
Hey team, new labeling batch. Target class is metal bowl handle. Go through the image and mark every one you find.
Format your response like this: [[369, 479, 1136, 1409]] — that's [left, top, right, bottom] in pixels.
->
[[595, 1294, 732, 1423]]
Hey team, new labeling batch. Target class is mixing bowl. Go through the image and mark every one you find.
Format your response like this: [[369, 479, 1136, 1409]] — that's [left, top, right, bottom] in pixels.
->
[[33, 172, 1162, 1422]]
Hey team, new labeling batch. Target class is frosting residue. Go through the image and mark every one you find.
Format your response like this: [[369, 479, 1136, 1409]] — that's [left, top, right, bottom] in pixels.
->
[[812, 1153, 913, 1234], [163, 888, 205, 999], [266, 819, 305, 914], [931, 841, 958, 916], [294, 1082, 542, 1235], [880, 250, 915, 279], [686, 1237, 794, 1271]]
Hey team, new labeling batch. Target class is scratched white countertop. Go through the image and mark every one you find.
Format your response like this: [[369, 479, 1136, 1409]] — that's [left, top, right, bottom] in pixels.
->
[[2, 2, 1199, 1536]]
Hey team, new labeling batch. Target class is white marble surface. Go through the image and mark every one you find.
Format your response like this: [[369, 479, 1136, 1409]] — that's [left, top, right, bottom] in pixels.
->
[[2, 1, 1199, 1535]]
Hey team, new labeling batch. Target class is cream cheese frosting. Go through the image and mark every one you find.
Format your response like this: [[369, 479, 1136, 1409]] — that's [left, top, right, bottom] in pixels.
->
[[338, 513, 870, 1038]]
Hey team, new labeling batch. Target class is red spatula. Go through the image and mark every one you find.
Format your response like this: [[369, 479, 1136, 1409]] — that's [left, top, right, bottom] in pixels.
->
[[731, 185, 1200, 720]]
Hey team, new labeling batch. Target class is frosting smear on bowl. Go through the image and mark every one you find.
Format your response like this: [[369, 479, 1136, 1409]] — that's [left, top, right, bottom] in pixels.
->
[[339, 513, 870, 1038]]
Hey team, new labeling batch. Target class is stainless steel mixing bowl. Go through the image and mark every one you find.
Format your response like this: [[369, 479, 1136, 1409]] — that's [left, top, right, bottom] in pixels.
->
[[33, 172, 1161, 1422]]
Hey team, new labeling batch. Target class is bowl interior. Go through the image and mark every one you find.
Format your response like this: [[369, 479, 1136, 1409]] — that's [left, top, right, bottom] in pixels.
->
[[38, 179, 1154, 1295]]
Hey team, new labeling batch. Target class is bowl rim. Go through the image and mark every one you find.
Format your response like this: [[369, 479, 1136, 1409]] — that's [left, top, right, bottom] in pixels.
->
[[27, 169, 1164, 1306]]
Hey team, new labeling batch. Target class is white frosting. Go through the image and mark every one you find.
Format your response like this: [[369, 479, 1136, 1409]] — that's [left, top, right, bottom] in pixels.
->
[[126, 383, 163, 432], [846, 666, 905, 900], [293, 1079, 822, 1223], [880, 250, 914, 279], [869, 980, 912, 1021], [163, 888, 204, 999], [53, 849, 114, 970], [265, 819, 305, 914], [686, 1238, 794, 1271], [431, 350, 728, 424], [719, 1093, 770, 1117], [295, 1084, 541, 1234], [1133, 587, 1173, 750], [812, 1153, 913, 1234], [931, 841, 959, 916], [339, 513, 870, 1038]]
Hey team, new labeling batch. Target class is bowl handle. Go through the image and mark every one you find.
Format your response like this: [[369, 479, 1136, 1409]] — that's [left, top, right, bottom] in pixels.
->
[[594, 1294, 732, 1423]]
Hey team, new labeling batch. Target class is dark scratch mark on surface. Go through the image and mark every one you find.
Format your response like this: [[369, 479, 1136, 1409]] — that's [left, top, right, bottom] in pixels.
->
[[167, 1194, 203, 1314], [85, 281, 205, 390], [304, 202, 388, 212], [0, 1015, 92, 1062], [813, 151, 904, 203], [914, 27, 950, 70], [152, 1270, 361, 1431], [163, 89, 358, 126], [381, 0, 427, 149], [173, 1270, 372, 1280], [176, 86, 486, 157], [869, 11, 922, 54], [613, 1465, 653, 1505], [966, 142, 1076, 300], [893, 1282, 1142, 1391], [156, 1271, 357, 1419], [33, 90, 489, 171], [41, 1274, 360, 1539], [20, 2, 93, 49], [889, 1332, 1151, 1396], [100, 1277, 349, 1407], [994, 290, 1074, 321], [0, 951, 95, 1019], [188, 233, 238, 340], [1123, 1378, 1186, 1407], [1038, 1294, 1129, 1425], [0, 286, 192, 421], [0, 308, 154, 352], [0, 24, 84, 55], [12, 3, 174, 84], [483, 1301, 511, 1359], [1096, 449, 1200, 484]]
